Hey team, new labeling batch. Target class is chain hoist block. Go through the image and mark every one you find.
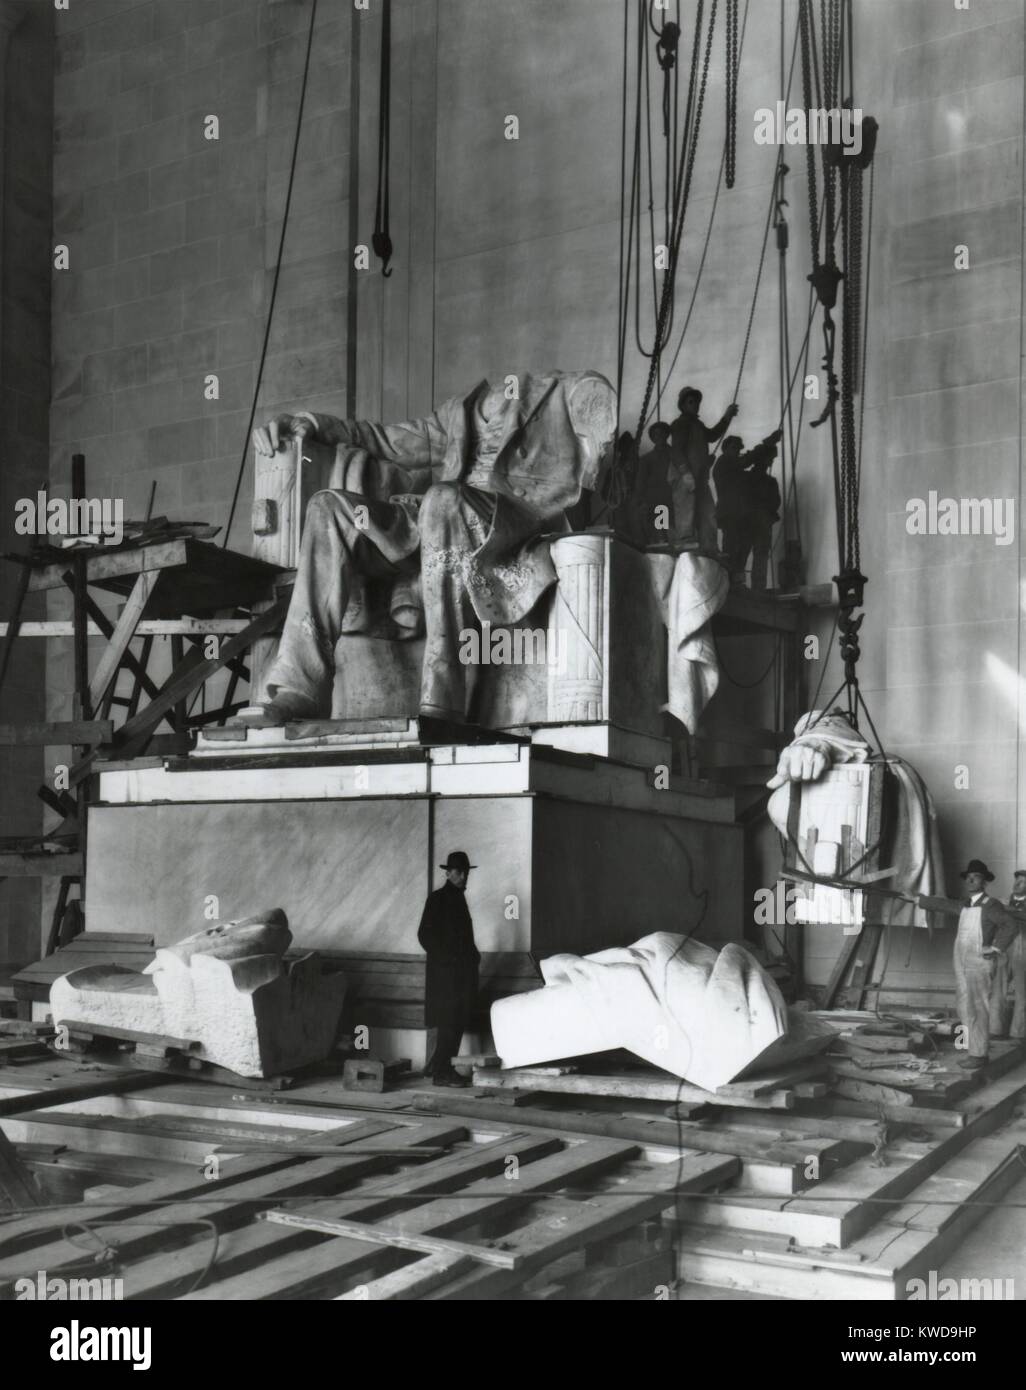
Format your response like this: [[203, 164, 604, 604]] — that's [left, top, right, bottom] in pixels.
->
[[656, 21, 680, 71], [834, 568, 867, 612], [808, 262, 844, 310]]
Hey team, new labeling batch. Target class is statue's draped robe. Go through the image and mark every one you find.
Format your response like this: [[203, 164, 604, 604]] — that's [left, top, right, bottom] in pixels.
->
[[265, 371, 616, 718]]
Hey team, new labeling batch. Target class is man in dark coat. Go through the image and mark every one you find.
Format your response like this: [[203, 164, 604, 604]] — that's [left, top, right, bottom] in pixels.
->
[[417, 849, 480, 1086], [747, 441, 782, 592]]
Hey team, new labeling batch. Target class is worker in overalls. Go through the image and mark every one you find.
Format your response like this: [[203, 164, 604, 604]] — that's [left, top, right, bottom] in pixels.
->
[[913, 859, 1024, 1070]]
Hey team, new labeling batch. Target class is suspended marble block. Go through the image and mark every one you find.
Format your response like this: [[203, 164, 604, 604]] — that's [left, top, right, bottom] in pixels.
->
[[87, 743, 743, 959], [50, 910, 348, 1078]]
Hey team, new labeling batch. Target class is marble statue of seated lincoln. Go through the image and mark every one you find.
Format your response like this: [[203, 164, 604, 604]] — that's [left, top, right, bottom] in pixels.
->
[[248, 370, 618, 724]]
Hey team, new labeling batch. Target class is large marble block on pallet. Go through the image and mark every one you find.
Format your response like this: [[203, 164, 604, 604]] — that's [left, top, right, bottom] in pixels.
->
[[50, 912, 348, 1078], [87, 743, 743, 963]]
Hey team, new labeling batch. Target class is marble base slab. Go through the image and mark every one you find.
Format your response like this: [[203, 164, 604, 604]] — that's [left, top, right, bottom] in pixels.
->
[[87, 747, 744, 960]]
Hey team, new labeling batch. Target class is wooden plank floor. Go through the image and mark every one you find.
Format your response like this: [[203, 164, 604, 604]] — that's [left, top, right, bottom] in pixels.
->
[[1, 1044, 1023, 1301]]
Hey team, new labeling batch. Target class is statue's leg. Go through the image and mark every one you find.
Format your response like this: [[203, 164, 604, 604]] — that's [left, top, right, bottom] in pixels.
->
[[265, 490, 384, 717], [418, 483, 486, 721]]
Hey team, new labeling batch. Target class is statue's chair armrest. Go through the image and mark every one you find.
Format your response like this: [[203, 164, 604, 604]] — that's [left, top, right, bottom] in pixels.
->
[[252, 436, 339, 569]]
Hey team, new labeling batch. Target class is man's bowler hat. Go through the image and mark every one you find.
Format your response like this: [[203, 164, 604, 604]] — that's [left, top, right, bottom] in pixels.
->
[[959, 858, 995, 882], [440, 850, 477, 872]]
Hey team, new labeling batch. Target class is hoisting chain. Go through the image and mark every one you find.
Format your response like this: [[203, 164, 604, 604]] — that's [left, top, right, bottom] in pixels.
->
[[655, 9, 680, 140], [632, 0, 717, 449], [725, 0, 739, 188], [606, 0, 718, 510]]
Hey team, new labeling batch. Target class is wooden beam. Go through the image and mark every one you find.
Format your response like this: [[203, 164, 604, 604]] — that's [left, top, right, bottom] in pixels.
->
[[27, 538, 188, 593], [117, 1124, 523, 1300], [0, 620, 251, 637], [0, 1119, 465, 1291], [183, 1138, 646, 1301], [0, 720, 112, 745], [87, 571, 158, 709], [430, 1155, 734, 1301], [470, 1067, 798, 1110], [337, 1249, 476, 1301], [411, 1093, 817, 1161], [64, 581, 167, 715], [821, 928, 863, 1008], [0, 853, 83, 878], [0, 1127, 42, 1209], [69, 596, 288, 784], [260, 1209, 519, 1268], [0, 1070, 169, 1118]]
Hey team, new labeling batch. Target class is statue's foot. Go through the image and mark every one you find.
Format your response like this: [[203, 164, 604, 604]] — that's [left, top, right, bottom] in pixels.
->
[[237, 689, 320, 726]]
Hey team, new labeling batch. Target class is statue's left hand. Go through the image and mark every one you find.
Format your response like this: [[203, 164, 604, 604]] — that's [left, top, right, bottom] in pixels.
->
[[252, 414, 314, 457]]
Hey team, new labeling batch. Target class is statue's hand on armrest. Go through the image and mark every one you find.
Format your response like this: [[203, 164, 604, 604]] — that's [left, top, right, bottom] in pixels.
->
[[252, 413, 317, 457]]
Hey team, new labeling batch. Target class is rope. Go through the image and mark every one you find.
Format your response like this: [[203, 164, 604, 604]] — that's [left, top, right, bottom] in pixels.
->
[[641, 0, 754, 430], [631, 0, 718, 446], [607, 0, 719, 511], [714, 631, 781, 689], [223, 0, 318, 547]]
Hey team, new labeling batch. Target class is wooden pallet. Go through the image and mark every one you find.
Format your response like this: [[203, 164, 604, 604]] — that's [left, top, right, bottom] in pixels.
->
[[666, 1061, 1026, 1297], [3, 1047, 1021, 1301], [0, 1065, 736, 1302], [671, 1129, 1026, 1300], [470, 1061, 830, 1112]]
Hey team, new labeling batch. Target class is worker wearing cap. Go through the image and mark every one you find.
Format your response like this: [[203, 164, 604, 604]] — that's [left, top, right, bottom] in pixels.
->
[[669, 386, 739, 551], [417, 850, 480, 1087], [914, 859, 1024, 1070]]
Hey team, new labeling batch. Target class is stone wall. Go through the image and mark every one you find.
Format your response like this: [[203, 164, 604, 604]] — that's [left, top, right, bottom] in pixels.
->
[[0, 1, 54, 965]]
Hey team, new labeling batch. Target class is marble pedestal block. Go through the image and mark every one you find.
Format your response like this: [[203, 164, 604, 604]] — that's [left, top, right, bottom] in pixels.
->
[[87, 744, 742, 1064], [50, 948, 347, 1079]]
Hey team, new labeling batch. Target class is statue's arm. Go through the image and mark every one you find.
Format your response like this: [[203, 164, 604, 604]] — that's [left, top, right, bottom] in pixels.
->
[[253, 403, 452, 470], [297, 410, 447, 470]]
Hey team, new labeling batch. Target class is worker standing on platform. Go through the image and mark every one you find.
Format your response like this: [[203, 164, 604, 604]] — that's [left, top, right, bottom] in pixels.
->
[[913, 859, 1023, 1070], [417, 850, 480, 1087]]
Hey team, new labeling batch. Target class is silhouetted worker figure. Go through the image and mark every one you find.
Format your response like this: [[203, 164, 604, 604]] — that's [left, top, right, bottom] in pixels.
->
[[669, 386, 738, 549], [712, 430, 782, 588], [417, 850, 480, 1086], [747, 439, 783, 592], [636, 421, 675, 542], [712, 436, 750, 586]]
